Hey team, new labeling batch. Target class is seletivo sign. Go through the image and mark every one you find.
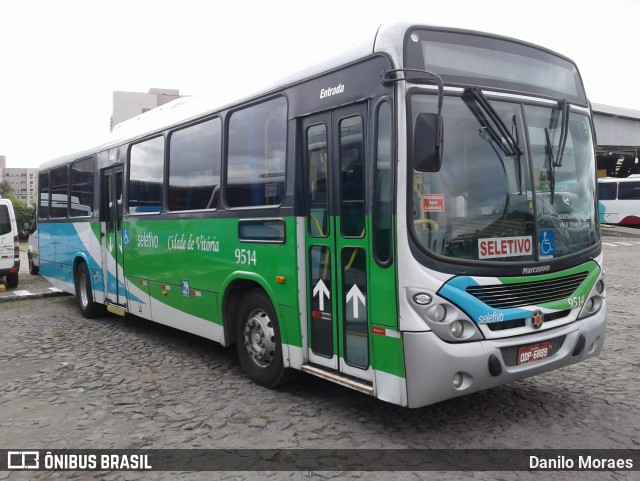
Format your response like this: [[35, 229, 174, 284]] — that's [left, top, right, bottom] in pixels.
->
[[478, 236, 533, 259]]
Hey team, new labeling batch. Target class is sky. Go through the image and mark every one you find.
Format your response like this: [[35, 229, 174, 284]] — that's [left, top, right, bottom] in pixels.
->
[[1, 0, 638, 168]]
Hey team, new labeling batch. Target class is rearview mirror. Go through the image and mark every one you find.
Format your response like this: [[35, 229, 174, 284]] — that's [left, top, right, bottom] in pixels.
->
[[412, 112, 443, 172]]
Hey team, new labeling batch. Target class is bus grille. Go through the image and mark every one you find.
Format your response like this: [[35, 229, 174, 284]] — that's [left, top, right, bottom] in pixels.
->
[[466, 272, 588, 309]]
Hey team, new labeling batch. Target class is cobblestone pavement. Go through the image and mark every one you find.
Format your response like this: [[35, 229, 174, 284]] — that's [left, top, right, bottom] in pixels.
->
[[0, 245, 65, 302], [0, 233, 639, 481]]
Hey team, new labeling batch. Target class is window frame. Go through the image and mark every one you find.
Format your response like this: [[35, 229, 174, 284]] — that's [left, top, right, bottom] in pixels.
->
[[167, 116, 223, 212], [224, 95, 288, 209], [127, 135, 166, 215]]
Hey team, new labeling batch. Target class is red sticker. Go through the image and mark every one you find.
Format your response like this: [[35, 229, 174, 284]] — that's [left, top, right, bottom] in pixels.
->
[[422, 194, 444, 212]]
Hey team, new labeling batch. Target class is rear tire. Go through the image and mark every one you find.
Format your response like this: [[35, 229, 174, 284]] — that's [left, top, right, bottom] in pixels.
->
[[235, 289, 298, 388], [6, 273, 18, 288], [75, 262, 100, 318]]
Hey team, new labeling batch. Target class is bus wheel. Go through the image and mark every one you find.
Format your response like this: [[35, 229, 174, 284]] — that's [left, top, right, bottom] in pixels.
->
[[235, 289, 296, 388], [75, 262, 100, 318], [28, 256, 39, 275]]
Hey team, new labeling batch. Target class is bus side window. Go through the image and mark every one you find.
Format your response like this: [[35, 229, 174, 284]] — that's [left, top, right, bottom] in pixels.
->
[[129, 136, 164, 214], [340, 116, 365, 238], [226, 97, 287, 208]]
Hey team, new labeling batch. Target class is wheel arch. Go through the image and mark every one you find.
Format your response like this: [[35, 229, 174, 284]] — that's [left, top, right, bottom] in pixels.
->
[[221, 272, 278, 347], [73, 253, 92, 286]]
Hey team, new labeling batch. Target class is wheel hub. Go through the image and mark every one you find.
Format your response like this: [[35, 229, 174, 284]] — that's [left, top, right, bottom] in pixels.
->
[[243, 309, 276, 368]]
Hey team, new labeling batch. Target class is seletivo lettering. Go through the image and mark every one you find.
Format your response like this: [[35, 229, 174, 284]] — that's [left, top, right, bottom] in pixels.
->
[[320, 83, 345, 99], [135, 231, 220, 253], [137, 231, 159, 248], [478, 312, 504, 324]]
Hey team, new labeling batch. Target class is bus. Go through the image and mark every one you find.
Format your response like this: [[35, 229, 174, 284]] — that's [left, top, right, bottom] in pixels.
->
[[598, 175, 640, 226], [36, 23, 606, 408]]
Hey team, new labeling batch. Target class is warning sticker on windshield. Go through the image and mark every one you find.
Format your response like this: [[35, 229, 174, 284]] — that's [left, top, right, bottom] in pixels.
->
[[422, 194, 445, 212], [478, 236, 533, 259]]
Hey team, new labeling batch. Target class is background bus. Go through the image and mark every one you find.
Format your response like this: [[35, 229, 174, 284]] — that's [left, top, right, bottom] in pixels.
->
[[35, 22, 606, 408], [598, 175, 640, 226]]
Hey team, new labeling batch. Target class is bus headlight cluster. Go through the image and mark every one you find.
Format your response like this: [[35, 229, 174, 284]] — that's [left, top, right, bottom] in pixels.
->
[[578, 276, 605, 320], [407, 289, 482, 342], [450, 320, 464, 338]]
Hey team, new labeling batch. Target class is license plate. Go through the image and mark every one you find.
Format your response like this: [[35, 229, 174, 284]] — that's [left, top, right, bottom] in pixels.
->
[[517, 341, 551, 365]]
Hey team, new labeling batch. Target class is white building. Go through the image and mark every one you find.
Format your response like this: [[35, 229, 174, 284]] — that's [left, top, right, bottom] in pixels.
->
[[111, 88, 181, 130], [0, 155, 38, 206]]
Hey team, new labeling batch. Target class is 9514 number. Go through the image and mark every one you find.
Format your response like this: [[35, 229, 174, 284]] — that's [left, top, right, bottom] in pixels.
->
[[235, 248, 257, 266], [567, 295, 585, 309]]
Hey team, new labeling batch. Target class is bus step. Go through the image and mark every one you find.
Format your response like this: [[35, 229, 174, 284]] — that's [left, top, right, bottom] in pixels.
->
[[301, 364, 373, 395], [106, 303, 128, 317]]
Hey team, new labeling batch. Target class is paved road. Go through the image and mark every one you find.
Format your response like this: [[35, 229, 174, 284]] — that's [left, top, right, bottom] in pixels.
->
[[0, 233, 638, 480]]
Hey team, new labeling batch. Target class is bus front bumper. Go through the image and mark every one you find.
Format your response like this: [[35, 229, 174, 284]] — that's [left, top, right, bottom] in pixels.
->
[[403, 305, 607, 408]]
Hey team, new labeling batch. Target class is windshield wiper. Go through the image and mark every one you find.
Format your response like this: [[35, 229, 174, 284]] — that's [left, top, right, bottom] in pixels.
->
[[462, 87, 523, 158], [543, 99, 571, 204], [554, 100, 570, 167], [544, 127, 556, 203]]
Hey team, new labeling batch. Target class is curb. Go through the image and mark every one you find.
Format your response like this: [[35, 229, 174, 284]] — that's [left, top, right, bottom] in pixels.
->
[[0, 289, 70, 303]]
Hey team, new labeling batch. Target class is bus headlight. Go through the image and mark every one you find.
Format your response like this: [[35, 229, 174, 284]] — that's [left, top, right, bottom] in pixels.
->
[[434, 304, 446, 322], [577, 276, 605, 320], [406, 288, 483, 342], [450, 320, 464, 338]]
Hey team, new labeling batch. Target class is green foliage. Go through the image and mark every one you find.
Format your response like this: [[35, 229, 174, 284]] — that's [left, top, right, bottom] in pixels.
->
[[0, 181, 35, 234], [5, 195, 35, 238], [0, 180, 12, 197]]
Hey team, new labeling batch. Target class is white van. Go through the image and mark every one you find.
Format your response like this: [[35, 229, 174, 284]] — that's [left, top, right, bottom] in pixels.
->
[[0, 197, 20, 288]]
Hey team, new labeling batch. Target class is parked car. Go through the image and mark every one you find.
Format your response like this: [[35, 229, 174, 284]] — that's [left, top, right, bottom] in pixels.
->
[[0, 197, 20, 287]]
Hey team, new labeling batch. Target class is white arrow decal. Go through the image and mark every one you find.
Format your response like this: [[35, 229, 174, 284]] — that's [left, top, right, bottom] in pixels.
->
[[107, 237, 114, 253], [313, 279, 330, 311], [346, 284, 365, 318]]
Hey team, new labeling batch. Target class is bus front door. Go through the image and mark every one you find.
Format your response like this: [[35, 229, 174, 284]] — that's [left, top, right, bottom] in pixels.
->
[[101, 165, 126, 308], [303, 104, 372, 382]]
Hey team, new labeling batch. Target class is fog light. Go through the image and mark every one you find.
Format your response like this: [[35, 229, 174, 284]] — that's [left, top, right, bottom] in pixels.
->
[[434, 304, 446, 322], [453, 372, 464, 389], [451, 320, 464, 338], [595, 279, 605, 294], [585, 297, 595, 313]]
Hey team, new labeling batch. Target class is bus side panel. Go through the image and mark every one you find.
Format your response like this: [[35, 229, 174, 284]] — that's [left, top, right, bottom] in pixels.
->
[[38, 220, 102, 295], [121, 216, 301, 347]]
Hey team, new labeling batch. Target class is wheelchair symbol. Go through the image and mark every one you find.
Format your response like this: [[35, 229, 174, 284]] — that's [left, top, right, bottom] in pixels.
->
[[540, 230, 555, 257]]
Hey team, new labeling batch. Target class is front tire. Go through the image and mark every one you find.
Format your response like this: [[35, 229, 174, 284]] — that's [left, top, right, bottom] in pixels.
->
[[235, 289, 297, 388], [75, 262, 100, 318]]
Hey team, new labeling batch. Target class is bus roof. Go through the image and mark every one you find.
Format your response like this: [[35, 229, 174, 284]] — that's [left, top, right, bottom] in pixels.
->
[[38, 22, 582, 172]]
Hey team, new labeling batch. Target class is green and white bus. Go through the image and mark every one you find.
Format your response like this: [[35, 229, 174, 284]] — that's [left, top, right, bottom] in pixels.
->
[[36, 23, 606, 407]]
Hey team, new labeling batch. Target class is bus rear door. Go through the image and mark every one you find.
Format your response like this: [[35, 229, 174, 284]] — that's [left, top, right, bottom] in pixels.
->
[[101, 165, 126, 310]]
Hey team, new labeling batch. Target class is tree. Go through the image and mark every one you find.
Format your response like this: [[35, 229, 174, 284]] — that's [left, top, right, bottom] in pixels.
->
[[5, 195, 35, 238], [0, 180, 12, 197]]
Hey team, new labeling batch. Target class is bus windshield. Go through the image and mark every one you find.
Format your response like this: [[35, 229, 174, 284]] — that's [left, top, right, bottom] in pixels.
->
[[410, 93, 599, 263]]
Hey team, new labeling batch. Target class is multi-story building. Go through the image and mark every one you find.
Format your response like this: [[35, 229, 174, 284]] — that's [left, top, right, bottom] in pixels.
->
[[111, 88, 181, 130], [0, 155, 38, 206]]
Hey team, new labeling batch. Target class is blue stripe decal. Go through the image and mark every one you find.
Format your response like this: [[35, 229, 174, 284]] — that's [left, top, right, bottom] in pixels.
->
[[439, 276, 532, 324]]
